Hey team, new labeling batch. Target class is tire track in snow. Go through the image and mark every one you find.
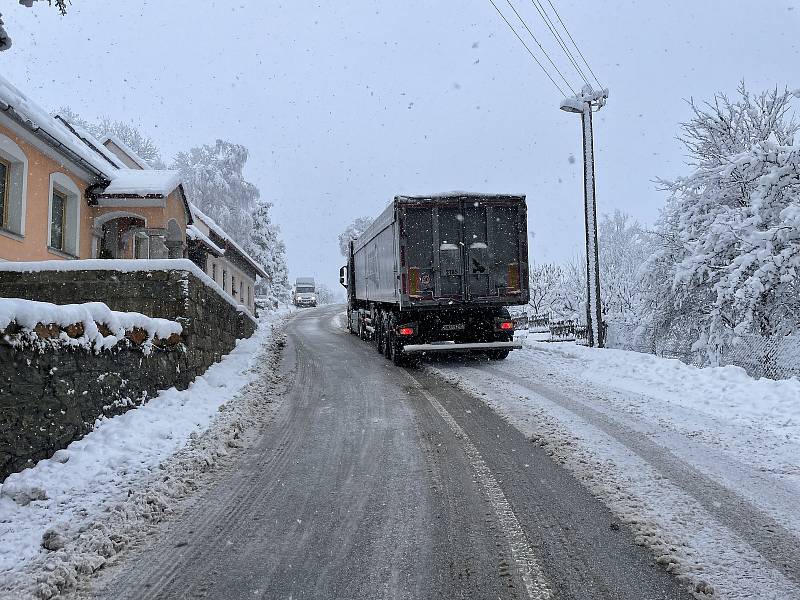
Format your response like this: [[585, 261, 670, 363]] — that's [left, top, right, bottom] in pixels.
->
[[481, 365, 800, 589], [111, 329, 316, 600], [402, 370, 552, 600]]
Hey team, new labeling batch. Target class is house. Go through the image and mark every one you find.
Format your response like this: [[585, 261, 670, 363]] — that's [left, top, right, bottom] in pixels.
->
[[187, 204, 266, 314], [0, 75, 192, 263], [0, 74, 264, 313]]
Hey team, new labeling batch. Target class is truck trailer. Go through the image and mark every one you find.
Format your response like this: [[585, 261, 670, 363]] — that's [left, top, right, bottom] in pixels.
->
[[339, 193, 529, 365], [293, 277, 317, 307]]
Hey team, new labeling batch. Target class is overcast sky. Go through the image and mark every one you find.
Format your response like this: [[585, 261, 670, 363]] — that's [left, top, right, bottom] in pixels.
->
[[2, 0, 798, 292]]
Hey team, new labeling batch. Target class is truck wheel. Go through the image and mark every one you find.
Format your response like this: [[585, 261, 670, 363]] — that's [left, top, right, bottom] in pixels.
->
[[488, 349, 510, 360], [376, 315, 385, 354], [390, 338, 409, 366], [383, 319, 393, 360]]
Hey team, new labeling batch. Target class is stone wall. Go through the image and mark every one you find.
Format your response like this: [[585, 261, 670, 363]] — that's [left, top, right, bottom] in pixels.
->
[[0, 339, 187, 478], [0, 265, 258, 479]]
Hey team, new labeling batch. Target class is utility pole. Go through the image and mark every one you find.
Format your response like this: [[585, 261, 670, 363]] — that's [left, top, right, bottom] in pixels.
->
[[559, 86, 608, 348]]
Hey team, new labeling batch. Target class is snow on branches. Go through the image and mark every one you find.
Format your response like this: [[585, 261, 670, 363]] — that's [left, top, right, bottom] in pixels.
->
[[647, 84, 800, 359], [338, 217, 374, 257], [246, 200, 291, 306], [173, 140, 259, 247]]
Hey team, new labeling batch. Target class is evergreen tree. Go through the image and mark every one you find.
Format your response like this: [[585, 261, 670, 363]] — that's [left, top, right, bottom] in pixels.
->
[[246, 200, 290, 307]]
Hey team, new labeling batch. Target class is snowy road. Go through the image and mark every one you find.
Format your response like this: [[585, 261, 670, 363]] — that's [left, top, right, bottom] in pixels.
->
[[83, 305, 689, 600]]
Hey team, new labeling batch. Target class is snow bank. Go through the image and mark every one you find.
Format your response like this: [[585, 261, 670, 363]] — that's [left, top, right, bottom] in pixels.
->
[[428, 340, 800, 599], [0, 298, 181, 352], [0, 310, 288, 598], [0, 259, 256, 323], [524, 339, 800, 440]]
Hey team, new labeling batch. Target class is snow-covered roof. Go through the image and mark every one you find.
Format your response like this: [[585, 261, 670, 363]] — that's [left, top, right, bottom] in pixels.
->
[[0, 74, 115, 178], [0, 74, 187, 202], [100, 169, 182, 197], [189, 203, 268, 279], [100, 134, 151, 170], [187, 224, 224, 256], [54, 117, 127, 171]]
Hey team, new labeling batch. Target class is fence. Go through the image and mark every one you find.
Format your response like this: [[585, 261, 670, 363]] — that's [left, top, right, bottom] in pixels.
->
[[605, 322, 800, 380]]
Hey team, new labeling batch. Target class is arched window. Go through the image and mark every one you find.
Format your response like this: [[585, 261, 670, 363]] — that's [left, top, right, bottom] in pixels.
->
[[48, 172, 81, 257], [0, 134, 28, 237]]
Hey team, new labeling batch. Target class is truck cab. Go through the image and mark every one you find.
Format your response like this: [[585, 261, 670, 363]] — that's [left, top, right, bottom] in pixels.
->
[[294, 277, 317, 307]]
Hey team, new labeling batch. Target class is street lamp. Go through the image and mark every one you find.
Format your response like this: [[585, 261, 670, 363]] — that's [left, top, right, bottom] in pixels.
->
[[560, 86, 608, 348]]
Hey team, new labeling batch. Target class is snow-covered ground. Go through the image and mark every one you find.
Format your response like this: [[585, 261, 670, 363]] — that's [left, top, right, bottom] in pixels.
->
[[429, 335, 800, 600], [0, 309, 290, 600]]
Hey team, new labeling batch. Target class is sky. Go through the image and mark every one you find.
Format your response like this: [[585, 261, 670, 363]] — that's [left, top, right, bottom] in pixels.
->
[[1, 0, 798, 293]]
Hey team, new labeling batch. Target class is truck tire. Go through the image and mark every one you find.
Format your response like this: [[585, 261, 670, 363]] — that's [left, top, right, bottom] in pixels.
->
[[488, 349, 510, 360], [376, 314, 385, 354], [383, 314, 396, 360], [389, 336, 410, 366]]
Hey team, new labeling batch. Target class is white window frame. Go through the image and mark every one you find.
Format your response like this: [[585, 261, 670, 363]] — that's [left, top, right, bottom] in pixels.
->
[[47, 172, 81, 257], [0, 134, 28, 237]]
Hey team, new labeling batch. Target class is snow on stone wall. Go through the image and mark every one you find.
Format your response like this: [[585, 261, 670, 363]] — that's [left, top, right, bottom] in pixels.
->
[[0, 298, 181, 354], [0, 266, 258, 480]]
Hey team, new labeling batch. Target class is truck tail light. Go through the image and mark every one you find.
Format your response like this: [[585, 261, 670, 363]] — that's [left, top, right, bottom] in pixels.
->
[[507, 263, 520, 291], [499, 321, 514, 331], [409, 268, 419, 295], [398, 327, 414, 336]]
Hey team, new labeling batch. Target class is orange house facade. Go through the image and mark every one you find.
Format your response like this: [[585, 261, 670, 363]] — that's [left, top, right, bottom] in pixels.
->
[[0, 74, 267, 316], [0, 75, 191, 264]]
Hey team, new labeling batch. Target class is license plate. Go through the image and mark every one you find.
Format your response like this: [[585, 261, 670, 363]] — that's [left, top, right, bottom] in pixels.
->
[[441, 323, 465, 331]]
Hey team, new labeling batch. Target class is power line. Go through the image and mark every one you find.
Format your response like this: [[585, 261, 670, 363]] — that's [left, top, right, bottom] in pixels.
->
[[545, 0, 604, 89], [502, 0, 577, 95], [529, 0, 591, 88], [486, 0, 568, 97]]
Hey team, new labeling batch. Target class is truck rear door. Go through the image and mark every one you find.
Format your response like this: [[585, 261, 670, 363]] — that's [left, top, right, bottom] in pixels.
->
[[465, 201, 522, 299], [402, 198, 523, 302]]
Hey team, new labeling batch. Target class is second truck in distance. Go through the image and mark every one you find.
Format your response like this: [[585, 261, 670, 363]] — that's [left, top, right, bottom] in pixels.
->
[[340, 192, 530, 365], [293, 277, 317, 307]]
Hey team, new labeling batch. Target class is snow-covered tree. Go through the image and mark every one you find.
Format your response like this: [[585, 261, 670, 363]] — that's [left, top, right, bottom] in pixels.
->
[[598, 210, 650, 323], [315, 284, 335, 305], [552, 253, 586, 321], [528, 262, 563, 317], [246, 200, 291, 307], [56, 107, 164, 168], [92, 117, 164, 168], [172, 140, 259, 247], [338, 217, 374, 256], [643, 84, 800, 360]]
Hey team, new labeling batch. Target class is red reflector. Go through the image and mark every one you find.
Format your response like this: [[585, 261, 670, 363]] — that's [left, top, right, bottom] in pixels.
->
[[398, 327, 414, 336], [499, 322, 514, 330]]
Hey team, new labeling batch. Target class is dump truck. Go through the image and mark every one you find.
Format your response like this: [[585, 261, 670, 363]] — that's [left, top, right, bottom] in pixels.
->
[[293, 277, 317, 307], [339, 193, 529, 365]]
